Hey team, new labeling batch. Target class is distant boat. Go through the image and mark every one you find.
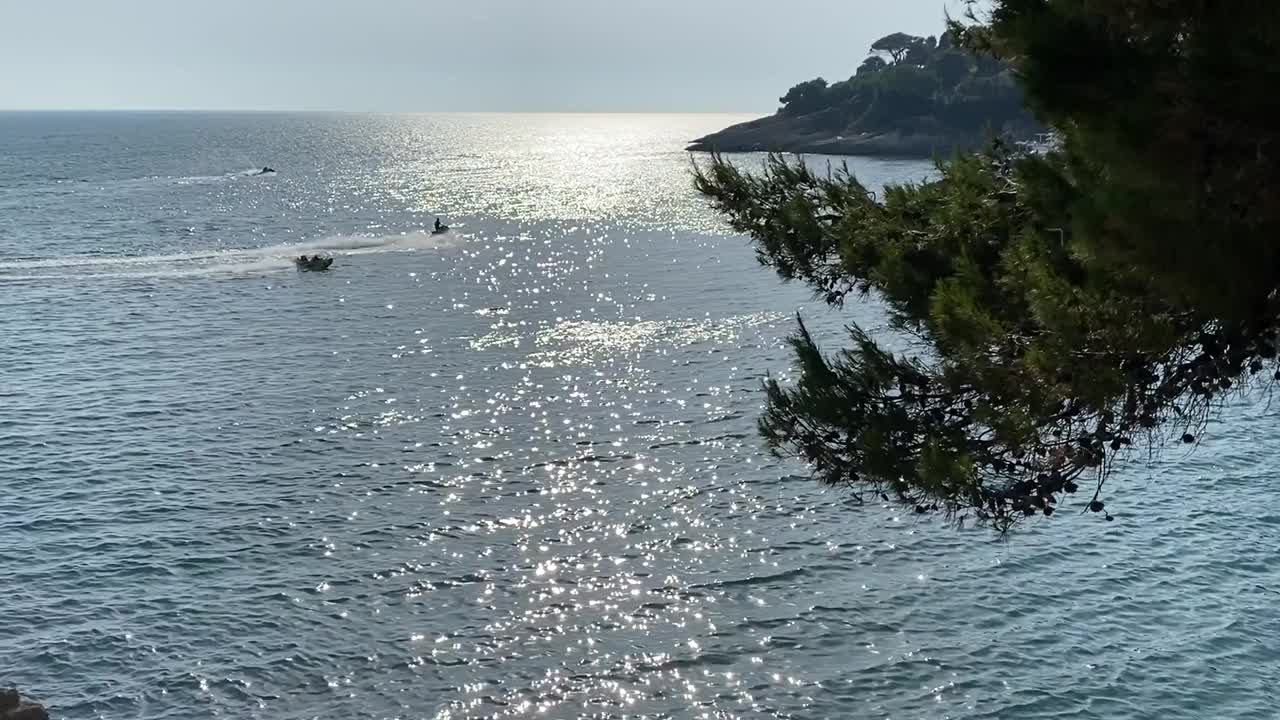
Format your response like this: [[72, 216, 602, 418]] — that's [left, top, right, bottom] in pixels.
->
[[255, 167, 276, 176], [294, 255, 333, 272]]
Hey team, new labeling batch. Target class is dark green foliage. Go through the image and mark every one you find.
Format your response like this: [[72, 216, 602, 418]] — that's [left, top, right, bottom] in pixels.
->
[[857, 56, 888, 76], [934, 50, 971, 87], [775, 30, 1039, 140], [696, 1, 1280, 530], [778, 78, 830, 117]]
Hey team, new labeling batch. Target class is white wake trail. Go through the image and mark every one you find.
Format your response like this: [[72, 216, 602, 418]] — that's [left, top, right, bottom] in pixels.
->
[[0, 229, 460, 281]]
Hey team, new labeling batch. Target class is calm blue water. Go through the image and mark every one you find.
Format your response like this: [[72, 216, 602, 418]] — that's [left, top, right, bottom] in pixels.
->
[[1, 112, 1278, 720]]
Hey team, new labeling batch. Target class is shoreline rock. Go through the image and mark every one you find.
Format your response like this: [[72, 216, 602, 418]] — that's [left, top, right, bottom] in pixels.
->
[[0, 688, 48, 720], [687, 113, 1014, 158]]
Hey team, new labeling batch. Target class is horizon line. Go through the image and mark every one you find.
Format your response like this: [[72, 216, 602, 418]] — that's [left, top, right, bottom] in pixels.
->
[[0, 107, 771, 115]]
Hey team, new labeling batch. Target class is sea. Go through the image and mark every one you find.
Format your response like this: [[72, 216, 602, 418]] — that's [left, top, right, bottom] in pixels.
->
[[1, 112, 1277, 720]]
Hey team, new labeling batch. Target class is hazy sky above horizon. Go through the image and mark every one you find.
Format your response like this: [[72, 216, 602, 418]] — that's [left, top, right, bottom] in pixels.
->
[[0, 0, 963, 112]]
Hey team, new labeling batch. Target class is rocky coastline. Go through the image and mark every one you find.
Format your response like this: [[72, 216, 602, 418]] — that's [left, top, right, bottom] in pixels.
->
[[687, 113, 992, 158]]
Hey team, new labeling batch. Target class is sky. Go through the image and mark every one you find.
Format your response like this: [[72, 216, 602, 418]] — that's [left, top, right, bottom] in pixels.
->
[[0, 0, 963, 112]]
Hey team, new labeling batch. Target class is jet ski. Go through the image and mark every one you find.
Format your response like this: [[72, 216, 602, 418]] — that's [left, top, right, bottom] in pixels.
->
[[294, 255, 333, 271], [255, 167, 276, 175], [431, 225, 450, 235]]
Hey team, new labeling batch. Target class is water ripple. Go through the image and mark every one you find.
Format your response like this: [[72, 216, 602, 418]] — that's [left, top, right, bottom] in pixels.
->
[[1, 112, 1277, 720]]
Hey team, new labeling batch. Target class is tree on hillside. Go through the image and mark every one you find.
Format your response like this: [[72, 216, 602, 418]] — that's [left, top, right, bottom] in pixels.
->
[[857, 56, 888, 75], [697, 1, 1280, 530], [771, 30, 1038, 139], [871, 32, 928, 64], [778, 78, 830, 116]]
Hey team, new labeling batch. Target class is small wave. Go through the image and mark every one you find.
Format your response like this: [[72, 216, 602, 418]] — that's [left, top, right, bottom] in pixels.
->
[[175, 167, 275, 183], [0, 230, 459, 282], [91, 167, 277, 188]]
